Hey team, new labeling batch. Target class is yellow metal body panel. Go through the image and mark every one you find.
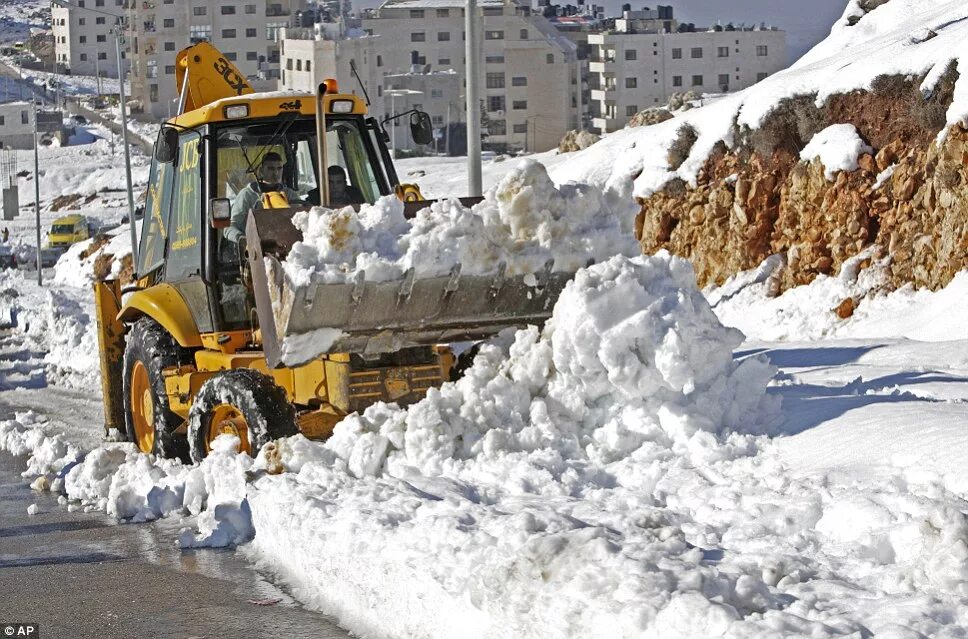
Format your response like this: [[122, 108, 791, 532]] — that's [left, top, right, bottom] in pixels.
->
[[118, 284, 203, 348], [200, 331, 252, 354], [94, 279, 126, 435], [168, 93, 367, 130]]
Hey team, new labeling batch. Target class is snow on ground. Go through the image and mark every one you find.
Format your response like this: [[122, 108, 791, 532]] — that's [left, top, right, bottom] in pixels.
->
[[799, 124, 873, 180], [552, 0, 968, 200]]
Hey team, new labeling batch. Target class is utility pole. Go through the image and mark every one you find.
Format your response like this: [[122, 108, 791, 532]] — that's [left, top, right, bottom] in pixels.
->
[[115, 26, 138, 265], [32, 101, 42, 285], [465, 0, 482, 197], [94, 55, 101, 96], [445, 102, 450, 156]]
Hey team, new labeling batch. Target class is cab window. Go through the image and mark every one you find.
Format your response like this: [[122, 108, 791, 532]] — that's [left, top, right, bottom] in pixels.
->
[[165, 130, 203, 280], [137, 157, 175, 278]]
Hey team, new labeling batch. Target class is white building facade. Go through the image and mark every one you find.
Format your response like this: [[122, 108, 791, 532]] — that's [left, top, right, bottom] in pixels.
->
[[589, 17, 786, 132], [126, 0, 307, 119], [360, 0, 584, 153], [52, 0, 127, 78]]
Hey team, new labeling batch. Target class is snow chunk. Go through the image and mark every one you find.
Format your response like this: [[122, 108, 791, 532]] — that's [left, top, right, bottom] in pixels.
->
[[800, 124, 873, 180]]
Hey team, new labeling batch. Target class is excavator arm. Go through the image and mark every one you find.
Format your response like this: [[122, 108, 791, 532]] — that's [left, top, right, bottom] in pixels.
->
[[174, 42, 255, 115]]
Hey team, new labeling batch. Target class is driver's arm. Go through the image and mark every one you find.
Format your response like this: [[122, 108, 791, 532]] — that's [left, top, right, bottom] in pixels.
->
[[224, 187, 256, 243]]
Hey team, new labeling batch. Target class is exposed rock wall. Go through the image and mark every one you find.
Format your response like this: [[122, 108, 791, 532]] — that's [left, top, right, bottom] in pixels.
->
[[634, 69, 968, 293]]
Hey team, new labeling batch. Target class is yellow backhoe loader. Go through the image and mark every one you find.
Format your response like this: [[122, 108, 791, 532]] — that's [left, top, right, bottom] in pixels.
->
[[94, 43, 578, 462]]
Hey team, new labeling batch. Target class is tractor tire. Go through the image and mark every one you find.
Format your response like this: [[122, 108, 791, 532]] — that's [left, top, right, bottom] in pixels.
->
[[187, 368, 298, 463], [122, 318, 192, 461]]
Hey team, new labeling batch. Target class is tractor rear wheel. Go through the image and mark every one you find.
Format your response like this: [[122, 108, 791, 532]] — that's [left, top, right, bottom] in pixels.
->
[[122, 318, 191, 460], [187, 368, 298, 463]]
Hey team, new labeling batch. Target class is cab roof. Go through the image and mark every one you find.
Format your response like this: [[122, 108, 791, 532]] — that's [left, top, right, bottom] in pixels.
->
[[166, 91, 369, 130]]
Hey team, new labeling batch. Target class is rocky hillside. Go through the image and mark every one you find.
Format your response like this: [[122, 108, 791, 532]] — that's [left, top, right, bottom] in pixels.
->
[[558, 0, 968, 298]]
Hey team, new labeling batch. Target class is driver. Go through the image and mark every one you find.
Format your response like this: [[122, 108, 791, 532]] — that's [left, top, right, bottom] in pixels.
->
[[224, 151, 301, 243], [306, 166, 365, 207]]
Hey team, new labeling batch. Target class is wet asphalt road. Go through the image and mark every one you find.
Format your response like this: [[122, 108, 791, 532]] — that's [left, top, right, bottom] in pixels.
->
[[0, 453, 352, 639]]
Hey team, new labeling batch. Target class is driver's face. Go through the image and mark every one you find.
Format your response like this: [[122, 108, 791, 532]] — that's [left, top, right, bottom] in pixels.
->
[[329, 173, 347, 196], [259, 160, 284, 184]]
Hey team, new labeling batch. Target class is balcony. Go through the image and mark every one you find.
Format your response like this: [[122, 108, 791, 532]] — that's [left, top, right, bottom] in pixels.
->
[[590, 88, 616, 102], [266, 6, 291, 17]]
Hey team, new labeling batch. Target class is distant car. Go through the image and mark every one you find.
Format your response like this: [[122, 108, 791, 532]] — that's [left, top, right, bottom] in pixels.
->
[[72, 114, 88, 125]]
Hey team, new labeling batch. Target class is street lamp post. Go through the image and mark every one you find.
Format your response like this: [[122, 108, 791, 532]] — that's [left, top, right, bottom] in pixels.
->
[[32, 101, 42, 285], [465, 0, 482, 196], [114, 26, 138, 266]]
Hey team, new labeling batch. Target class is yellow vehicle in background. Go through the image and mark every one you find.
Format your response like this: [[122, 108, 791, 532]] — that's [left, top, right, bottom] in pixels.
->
[[48, 213, 90, 249], [94, 42, 576, 463]]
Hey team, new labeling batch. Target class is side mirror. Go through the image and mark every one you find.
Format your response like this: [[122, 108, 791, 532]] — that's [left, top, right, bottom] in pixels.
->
[[409, 111, 433, 146], [154, 126, 179, 163], [209, 198, 231, 229]]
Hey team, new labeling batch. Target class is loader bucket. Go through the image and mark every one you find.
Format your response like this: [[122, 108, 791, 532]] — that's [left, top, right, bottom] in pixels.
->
[[245, 207, 579, 368]]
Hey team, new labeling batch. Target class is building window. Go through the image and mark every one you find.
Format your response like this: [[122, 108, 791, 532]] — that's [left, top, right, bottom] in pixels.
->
[[163, 18, 174, 27], [222, 29, 236, 38], [718, 74, 730, 88], [626, 105, 638, 116], [98, 52, 107, 60], [512, 123, 527, 134], [757, 72, 768, 81], [483, 7, 502, 16], [20, 111, 27, 124], [672, 48, 682, 59], [79, 53, 87, 61], [626, 77, 637, 88], [625, 49, 636, 61], [190, 25, 212, 42], [438, 32, 450, 41], [411, 32, 425, 42], [296, 59, 302, 71], [306, 61, 311, 71], [546, 53, 554, 64], [486, 72, 505, 88], [78, 17, 85, 25], [410, 9, 424, 18], [79, 35, 87, 43], [489, 119, 506, 135], [431, 89, 443, 98], [96, 35, 106, 42], [221, 5, 236, 14], [692, 74, 703, 86], [487, 95, 504, 111], [193, 6, 206, 15], [246, 51, 258, 61], [485, 55, 504, 63], [512, 100, 526, 109], [164, 41, 175, 51], [439, 57, 450, 65], [147, 60, 158, 78], [436, 8, 448, 17], [511, 76, 526, 86], [150, 84, 158, 102], [756, 45, 769, 57], [673, 75, 682, 87], [286, 59, 292, 70], [165, 64, 176, 74], [691, 47, 703, 58], [718, 46, 729, 58], [245, 4, 256, 13], [520, 29, 528, 39], [377, 55, 382, 67], [266, 22, 287, 40], [95, 16, 105, 24], [485, 31, 504, 40]]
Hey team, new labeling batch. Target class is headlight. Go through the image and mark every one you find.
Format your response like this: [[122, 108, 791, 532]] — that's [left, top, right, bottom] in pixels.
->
[[330, 100, 354, 114], [224, 104, 249, 119]]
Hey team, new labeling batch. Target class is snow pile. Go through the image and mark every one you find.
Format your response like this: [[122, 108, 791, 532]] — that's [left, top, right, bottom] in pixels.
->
[[800, 124, 874, 180], [243, 253, 790, 638], [554, 0, 968, 198], [52, 228, 134, 288], [0, 412, 256, 548], [283, 160, 638, 286]]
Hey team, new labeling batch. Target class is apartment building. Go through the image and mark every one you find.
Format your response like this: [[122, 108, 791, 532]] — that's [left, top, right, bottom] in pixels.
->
[[52, 0, 127, 78], [126, 0, 307, 119], [359, 0, 583, 153], [588, 9, 786, 132]]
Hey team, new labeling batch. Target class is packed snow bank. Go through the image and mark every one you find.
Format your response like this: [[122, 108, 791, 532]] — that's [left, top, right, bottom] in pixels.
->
[[283, 160, 639, 286], [709, 251, 968, 342], [800, 124, 874, 180], [554, 0, 968, 198], [51, 228, 134, 288]]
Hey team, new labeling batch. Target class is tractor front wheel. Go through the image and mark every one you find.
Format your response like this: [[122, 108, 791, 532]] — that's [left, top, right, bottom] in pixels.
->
[[187, 368, 298, 463], [122, 318, 191, 460]]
